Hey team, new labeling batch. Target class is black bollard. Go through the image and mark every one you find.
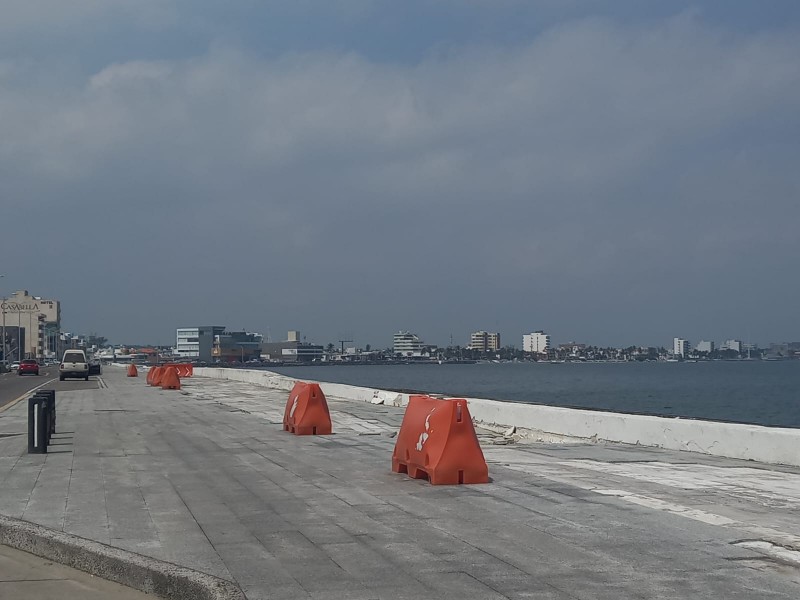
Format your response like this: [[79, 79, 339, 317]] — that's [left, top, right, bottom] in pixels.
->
[[36, 390, 56, 435], [27, 395, 49, 454]]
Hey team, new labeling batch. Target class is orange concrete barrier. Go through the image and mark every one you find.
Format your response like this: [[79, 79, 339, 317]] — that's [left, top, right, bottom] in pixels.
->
[[283, 382, 332, 435], [283, 381, 307, 429], [392, 395, 488, 485], [151, 367, 165, 387], [160, 363, 192, 377], [161, 366, 181, 390], [146, 367, 156, 385], [127, 363, 138, 377]]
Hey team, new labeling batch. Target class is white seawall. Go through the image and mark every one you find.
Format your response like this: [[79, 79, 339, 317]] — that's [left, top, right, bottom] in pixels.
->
[[193, 367, 800, 468]]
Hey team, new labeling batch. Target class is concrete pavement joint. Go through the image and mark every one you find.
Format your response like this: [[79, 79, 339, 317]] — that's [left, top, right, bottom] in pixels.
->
[[0, 514, 246, 600]]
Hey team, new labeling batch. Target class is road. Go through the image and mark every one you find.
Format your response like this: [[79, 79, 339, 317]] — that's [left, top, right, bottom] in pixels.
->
[[0, 365, 100, 410]]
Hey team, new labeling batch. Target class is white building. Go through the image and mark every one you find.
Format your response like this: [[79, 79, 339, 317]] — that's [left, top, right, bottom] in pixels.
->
[[673, 337, 690, 358], [176, 326, 225, 361], [721, 339, 742, 353], [470, 331, 501, 353], [393, 331, 422, 356], [523, 331, 551, 354], [695, 340, 715, 354]]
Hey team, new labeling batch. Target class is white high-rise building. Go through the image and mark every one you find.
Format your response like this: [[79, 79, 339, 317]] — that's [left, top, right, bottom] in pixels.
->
[[673, 337, 690, 357], [393, 331, 422, 356], [176, 326, 225, 361], [523, 331, 550, 354]]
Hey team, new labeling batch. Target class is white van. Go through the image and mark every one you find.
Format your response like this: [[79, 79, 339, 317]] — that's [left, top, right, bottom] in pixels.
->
[[60, 350, 89, 381]]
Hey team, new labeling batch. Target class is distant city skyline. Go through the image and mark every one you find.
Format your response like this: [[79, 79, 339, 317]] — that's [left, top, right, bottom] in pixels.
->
[[2, 2, 799, 348]]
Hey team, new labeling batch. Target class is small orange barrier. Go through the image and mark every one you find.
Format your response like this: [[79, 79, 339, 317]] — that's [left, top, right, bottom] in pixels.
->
[[151, 367, 165, 387], [284, 381, 306, 428], [392, 395, 488, 485], [127, 364, 138, 377], [161, 366, 181, 390], [146, 367, 155, 385], [283, 382, 332, 435]]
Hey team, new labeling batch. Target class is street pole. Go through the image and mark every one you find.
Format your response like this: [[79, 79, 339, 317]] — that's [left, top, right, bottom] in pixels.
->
[[0, 275, 5, 366]]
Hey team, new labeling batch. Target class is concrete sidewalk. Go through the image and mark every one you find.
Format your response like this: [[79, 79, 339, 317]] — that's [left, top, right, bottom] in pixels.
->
[[0, 543, 151, 600], [0, 369, 799, 599]]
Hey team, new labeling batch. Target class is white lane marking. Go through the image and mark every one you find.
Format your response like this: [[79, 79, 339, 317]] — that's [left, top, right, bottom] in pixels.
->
[[561, 460, 800, 508], [594, 489, 739, 526], [0, 376, 59, 413], [734, 540, 800, 565]]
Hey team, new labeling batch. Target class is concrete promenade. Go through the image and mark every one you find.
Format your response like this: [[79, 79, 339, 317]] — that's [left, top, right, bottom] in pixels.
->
[[1, 369, 799, 599]]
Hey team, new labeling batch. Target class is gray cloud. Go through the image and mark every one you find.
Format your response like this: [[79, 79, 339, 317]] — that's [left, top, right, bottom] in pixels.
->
[[1, 14, 799, 347]]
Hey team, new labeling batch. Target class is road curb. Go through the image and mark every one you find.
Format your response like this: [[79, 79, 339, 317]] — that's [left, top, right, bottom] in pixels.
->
[[0, 514, 246, 600], [0, 376, 59, 413]]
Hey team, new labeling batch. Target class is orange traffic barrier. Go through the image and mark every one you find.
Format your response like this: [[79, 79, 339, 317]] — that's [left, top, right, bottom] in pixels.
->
[[146, 367, 155, 385], [127, 363, 138, 377], [161, 366, 181, 390], [159, 363, 192, 377], [283, 382, 332, 435], [284, 381, 307, 428], [392, 395, 488, 485], [151, 366, 165, 387]]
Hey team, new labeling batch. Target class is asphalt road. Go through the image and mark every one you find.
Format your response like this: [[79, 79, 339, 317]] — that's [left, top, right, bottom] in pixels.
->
[[0, 366, 100, 410]]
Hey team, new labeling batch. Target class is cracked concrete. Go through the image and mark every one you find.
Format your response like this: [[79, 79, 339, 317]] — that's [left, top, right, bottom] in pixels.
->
[[0, 368, 799, 599]]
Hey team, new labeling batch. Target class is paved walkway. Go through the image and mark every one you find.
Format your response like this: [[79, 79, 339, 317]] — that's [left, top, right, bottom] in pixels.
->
[[0, 369, 799, 599], [0, 543, 151, 600]]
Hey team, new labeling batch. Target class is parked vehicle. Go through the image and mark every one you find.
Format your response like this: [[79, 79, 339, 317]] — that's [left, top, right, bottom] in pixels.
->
[[60, 350, 89, 381], [18, 359, 40, 376], [9, 362, 20, 371]]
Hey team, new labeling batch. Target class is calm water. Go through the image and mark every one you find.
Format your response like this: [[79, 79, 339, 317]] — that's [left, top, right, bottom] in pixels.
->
[[266, 361, 800, 428]]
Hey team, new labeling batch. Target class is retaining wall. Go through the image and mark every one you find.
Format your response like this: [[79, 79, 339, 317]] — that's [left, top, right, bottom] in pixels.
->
[[193, 367, 800, 467]]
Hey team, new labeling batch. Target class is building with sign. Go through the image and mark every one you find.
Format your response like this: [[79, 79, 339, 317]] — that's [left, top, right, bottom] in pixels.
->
[[1, 290, 61, 360]]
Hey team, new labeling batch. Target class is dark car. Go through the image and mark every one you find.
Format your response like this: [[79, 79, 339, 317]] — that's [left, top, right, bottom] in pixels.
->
[[18, 359, 40, 376], [88, 361, 102, 376]]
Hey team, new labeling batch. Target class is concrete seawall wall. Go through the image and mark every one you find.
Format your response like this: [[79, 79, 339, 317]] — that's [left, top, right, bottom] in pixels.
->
[[193, 367, 800, 468]]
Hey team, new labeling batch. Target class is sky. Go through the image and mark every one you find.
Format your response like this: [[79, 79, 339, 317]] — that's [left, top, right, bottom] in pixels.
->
[[1, 1, 799, 349]]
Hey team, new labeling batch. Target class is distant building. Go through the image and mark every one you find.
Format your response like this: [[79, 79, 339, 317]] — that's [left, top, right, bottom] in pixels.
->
[[721, 339, 742, 353], [261, 331, 323, 362], [2, 290, 61, 360], [695, 340, 715, 354], [767, 343, 790, 359], [213, 330, 263, 362], [523, 331, 551, 354], [470, 331, 501, 353], [393, 331, 422, 356], [673, 338, 690, 358], [176, 326, 225, 362]]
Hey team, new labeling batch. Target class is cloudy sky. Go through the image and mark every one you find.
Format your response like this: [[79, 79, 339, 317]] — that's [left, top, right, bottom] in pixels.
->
[[1, 1, 799, 349]]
